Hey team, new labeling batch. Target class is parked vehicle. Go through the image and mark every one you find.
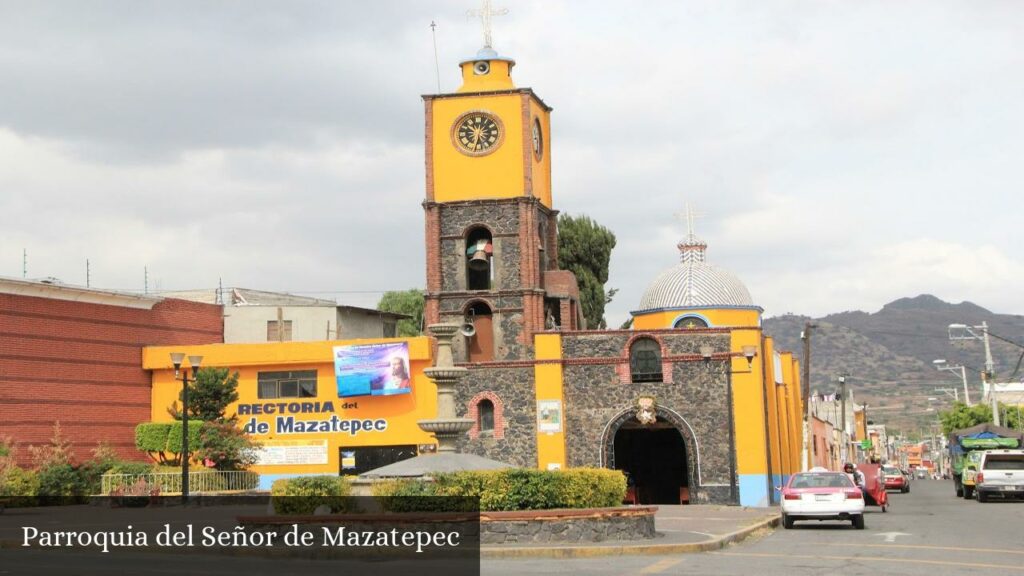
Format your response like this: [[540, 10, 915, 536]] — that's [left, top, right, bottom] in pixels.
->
[[780, 467, 865, 529], [947, 423, 1023, 498], [882, 465, 909, 493], [975, 449, 1024, 502], [960, 450, 984, 499]]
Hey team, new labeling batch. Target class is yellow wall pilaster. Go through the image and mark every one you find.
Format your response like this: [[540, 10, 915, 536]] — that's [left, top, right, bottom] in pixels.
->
[[534, 333, 566, 470]]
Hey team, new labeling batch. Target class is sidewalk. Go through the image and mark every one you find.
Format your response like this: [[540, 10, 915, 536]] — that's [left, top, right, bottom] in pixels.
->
[[481, 505, 779, 558]]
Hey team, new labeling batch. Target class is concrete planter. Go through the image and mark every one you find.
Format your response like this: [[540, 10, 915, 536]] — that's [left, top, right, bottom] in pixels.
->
[[480, 506, 657, 544]]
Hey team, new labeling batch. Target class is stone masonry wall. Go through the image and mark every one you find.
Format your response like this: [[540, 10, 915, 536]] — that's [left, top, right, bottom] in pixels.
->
[[455, 366, 537, 467], [560, 331, 736, 504]]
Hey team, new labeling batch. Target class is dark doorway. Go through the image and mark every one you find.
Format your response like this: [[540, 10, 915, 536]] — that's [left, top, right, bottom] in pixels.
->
[[614, 419, 688, 504]]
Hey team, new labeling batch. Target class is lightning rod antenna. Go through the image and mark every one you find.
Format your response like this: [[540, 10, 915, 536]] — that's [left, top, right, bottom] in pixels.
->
[[430, 21, 441, 93]]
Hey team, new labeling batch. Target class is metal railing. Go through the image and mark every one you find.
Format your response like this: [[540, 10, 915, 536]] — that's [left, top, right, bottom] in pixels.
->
[[101, 471, 260, 495]]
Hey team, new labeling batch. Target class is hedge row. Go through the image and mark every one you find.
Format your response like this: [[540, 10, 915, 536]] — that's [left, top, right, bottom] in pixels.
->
[[135, 422, 203, 454], [372, 468, 626, 511], [270, 476, 352, 515]]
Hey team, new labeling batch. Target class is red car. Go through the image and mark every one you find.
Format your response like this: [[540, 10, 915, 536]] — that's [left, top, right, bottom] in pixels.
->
[[882, 465, 909, 493]]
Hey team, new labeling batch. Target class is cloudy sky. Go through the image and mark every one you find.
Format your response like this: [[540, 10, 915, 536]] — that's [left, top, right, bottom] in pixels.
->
[[2, 1, 1022, 327]]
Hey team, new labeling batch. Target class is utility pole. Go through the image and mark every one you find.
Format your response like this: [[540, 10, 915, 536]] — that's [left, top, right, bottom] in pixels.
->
[[839, 374, 848, 463], [981, 322, 1000, 426], [801, 323, 816, 471]]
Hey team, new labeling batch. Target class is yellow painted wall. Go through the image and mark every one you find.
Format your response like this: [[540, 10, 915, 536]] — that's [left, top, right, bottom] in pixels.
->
[[528, 98, 552, 207], [457, 60, 515, 93], [762, 337, 782, 479], [730, 327, 768, 476], [431, 94, 526, 204], [143, 338, 436, 477], [632, 308, 761, 330], [533, 333, 566, 470]]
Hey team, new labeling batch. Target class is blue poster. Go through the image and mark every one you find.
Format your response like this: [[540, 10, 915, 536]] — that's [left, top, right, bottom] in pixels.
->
[[334, 342, 412, 398]]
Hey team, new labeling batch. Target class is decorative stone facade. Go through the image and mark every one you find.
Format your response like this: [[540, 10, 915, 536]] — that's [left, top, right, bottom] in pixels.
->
[[559, 331, 737, 504], [455, 366, 537, 467]]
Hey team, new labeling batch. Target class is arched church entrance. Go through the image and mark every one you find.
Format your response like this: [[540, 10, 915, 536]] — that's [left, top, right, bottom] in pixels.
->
[[606, 411, 692, 505]]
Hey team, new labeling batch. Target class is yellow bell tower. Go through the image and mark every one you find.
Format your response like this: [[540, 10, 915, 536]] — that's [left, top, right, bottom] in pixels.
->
[[424, 47, 552, 207], [422, 18, 577, 362]]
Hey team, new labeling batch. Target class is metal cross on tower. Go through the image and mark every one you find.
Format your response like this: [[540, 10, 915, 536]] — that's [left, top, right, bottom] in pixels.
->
[[467, 0, 508, 49]]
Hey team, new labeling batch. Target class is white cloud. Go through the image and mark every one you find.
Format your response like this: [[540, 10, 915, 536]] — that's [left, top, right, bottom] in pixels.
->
[[2, 1, 1023, 325]]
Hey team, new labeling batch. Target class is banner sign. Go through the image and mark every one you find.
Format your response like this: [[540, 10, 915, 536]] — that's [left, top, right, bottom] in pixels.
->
[[256, 440, 328, 466], [334, 342, 412, 398]]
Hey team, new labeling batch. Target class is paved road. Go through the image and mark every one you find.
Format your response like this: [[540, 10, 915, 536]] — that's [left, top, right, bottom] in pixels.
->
[[482, 479, 1024, 575]]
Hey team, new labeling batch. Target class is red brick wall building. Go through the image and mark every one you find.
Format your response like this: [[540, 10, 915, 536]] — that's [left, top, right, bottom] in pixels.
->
[[0, 278, 223, 466]]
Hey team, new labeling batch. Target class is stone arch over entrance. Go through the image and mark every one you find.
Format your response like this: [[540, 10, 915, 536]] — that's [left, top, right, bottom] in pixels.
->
[[601, 406, 702, 504]]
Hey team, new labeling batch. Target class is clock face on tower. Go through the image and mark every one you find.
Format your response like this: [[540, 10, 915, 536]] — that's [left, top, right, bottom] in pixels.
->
[[532, 118, 543, 160], [452, 111, 504, 156]]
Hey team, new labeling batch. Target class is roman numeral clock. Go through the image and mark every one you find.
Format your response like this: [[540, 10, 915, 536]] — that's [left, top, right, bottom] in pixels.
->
[[452, 111, 504, 155]]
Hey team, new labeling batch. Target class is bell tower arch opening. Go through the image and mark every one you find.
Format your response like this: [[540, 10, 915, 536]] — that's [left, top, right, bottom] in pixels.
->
[[465, 226, 494, 291], [465, 300, 494, 362]]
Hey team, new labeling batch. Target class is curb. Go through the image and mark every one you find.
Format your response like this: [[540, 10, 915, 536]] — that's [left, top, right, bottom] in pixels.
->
[[480, 514, 779, 559]]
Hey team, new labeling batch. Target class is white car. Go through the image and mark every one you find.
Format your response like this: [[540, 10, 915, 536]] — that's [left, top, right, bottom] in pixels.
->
[[976, 449, 1024, 502], [780, 468, 865, 529]]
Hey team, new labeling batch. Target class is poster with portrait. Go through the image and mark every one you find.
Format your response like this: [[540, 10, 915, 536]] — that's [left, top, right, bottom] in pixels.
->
[[537, 400, 562, 433], [334, 342, 412, 398]]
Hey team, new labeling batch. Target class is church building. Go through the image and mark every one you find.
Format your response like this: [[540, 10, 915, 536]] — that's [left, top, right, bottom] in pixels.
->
[[141, 27, 805, 507], [426, 42, 805, 507]]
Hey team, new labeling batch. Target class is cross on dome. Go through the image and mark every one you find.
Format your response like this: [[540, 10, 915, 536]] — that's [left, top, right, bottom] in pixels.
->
[[467, 0, 508, 49], [673, 202, 708, 263]]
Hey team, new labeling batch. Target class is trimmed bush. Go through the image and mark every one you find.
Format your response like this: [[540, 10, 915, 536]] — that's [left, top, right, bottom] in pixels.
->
[[271, 476, 351, 515], [135, 423, 172, 452], [0, 466, 40, 497], [166, 421, 204, 455], [374, 468, 626, 512]]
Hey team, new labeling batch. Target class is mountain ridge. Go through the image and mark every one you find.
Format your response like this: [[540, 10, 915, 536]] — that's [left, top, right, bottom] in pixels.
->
[[763, 294, 1024, 432]]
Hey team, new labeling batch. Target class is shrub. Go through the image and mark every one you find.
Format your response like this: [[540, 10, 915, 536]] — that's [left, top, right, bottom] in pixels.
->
[[0, 466, 40, 497], [107, 462, 154, 476], [195, 422, 260, 471], [378, 468, 627, 511], [166, 421, 204, 461], [271, 476, 351, 515], [135, 423, 173, 463], [28, 422, 75, 469], [37, 464, 84, 500]]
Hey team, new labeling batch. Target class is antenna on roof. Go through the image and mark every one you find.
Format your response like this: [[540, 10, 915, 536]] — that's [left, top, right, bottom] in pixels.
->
[[22, 249, 27, 278], [86, 259, 91, 287], [144, 266, 149, 294], [430, 21, 441, 93], [216, 278, 224, 305]]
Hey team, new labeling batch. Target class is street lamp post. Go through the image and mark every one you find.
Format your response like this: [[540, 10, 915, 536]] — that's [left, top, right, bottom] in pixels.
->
[[933, 359, 970, 406], [170, 352, 203, 504]]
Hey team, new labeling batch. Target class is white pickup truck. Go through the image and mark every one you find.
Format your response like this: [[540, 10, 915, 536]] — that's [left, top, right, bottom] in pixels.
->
[[975, 449, 1024, 502]]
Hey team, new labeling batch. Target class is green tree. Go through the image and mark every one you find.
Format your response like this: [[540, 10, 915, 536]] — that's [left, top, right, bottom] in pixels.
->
[[169, 367, 240, 423], [940, 402, 998, 434], [557, 214, 617, 329], [377, 289, 425, 336]]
